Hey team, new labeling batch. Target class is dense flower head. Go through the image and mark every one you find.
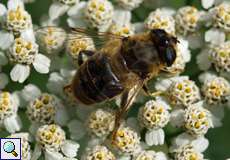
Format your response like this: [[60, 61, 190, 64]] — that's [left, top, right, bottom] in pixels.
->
[[133, 150, 156, 160], [209, 41, 230, 72], [184, 105, 212, 136], [82, 145, 115, 160], [0, 91, 17, 123], [212, 2, 230, 32], [36, 124, 66, 152], [66, 34, 95, 60], [145, 8, 175, 35], [6, 6, 32, 32], [26, 93, 57, 124], [138, 99, 170, 129], [174, 144, 204, 160], [201, 76, 230, 105], [85, 0, 114, 31], [175, 6, 201, 35], [87, 108, 115, 137], [8, 37, 38, 64], [36, 26, 67, 55], [112, 126, 140, 155], [168, 79, 201, 107]]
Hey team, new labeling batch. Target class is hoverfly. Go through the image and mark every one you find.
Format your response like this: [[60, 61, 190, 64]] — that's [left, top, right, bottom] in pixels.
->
[[36, 26, 179, 137]]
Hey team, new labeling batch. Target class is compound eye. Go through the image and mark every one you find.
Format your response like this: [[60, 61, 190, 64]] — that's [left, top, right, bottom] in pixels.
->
[[165, 47, 176, 66]]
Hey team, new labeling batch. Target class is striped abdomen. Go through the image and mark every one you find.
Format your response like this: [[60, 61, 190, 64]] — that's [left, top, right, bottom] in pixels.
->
[[72, 53, 124, 105]]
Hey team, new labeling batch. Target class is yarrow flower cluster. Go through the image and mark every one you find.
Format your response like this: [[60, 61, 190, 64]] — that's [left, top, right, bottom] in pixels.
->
[[0, 0, 230, 159]]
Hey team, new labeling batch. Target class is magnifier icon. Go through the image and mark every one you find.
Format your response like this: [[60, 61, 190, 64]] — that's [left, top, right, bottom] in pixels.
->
[[3, 141, 18, 157]]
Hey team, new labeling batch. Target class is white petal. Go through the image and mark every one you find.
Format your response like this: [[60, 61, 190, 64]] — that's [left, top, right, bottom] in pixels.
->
[[187, 34, 203, 49], [12, 92, 20, 108], [171, 133, 193, 150], [21, 29, 35, 42], [0, 73, 8, 89], [198, 72, 216, 83], [196, 50, 212, 71], [0, 31, 14, 50], [7, 0, 24, 10], [191, 136, 209, 152], [68, 120, 86, 140], [55, 105, 69, 126], [155, 152, 168, 160], [67, 17, 87, 28], [67, 1, 86, 17], [47, 72, 65, 95], [170, 109, 185, 127], [205, 29, 225, 45], [33, 54, 50, 74], [10, 64, 30, 83], [49, 2, 69, 20], [4, 114, 22, 133], [145, 128, 165, 146], [0, 51, 8, 65], [31, 144, 42, 160], [21, 84, 41, 102], [113, 9, 131, 25], [0, 4, 7, 17], [201, 0, 215, 9], [155, 78, 172, 91], [61, 140, 80, 158], [45, 149, 63, 160]]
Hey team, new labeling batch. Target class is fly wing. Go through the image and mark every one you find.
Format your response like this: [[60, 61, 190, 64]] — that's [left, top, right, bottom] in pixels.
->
[[35, 26, 124, 50]]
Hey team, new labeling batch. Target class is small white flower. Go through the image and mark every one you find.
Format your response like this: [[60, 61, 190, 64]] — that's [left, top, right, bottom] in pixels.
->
[[86, 108, 115, 138], [66, 34, 95, 62], [138, 98, 170, 130], [175, 6, 202, 35], [184, 102, 213, 136], [145, 8, 176, 35], [82, 145, 115, 160], [138, 98, 170, 146], [210, 2, 230, 32], [112, 126, 141, 155], [0, 91, 22, 133], [155, 76, 201, 107], [198, 41, 230, 75], [36, 26, 67, 55], [20, 84, 69, 133], [35, 124, 79, 159], [115, 0, 143, 10], [85, 0, 114, 31], [199, 72, 230, 106], [8, 132, 31, 160], [3, 0, 32, 31], [174, 144, 205, 160], [8, 30, 51, 83]]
